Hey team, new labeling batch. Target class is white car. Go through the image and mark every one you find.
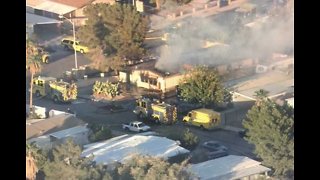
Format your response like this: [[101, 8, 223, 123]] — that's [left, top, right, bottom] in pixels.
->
[[122, 121, 151, 133]]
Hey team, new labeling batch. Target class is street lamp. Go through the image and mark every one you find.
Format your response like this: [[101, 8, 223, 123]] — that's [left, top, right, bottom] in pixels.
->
[[59, 14, 78, 69]]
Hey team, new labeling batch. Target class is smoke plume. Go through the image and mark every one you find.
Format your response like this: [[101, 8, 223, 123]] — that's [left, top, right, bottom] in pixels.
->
[[155, 6, 294, 72]]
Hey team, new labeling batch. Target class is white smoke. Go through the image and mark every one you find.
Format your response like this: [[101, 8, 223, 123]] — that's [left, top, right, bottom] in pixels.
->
[[155, 6, 293, 72]]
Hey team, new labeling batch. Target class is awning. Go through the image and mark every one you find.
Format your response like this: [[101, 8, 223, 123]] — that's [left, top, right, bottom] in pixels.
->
[[26, 13, 61, 25], [35, 1, 77, 15]]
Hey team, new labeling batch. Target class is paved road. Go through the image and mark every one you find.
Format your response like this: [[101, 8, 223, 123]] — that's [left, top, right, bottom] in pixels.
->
[[41, 49, 91, 78], [29, 88, 256, 159]]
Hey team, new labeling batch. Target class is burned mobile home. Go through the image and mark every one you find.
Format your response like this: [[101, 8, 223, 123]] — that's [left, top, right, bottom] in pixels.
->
[[119, 56, 261, 99]]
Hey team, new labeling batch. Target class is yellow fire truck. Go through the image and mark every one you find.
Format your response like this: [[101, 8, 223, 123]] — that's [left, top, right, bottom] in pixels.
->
[[32, 76, 77, 103], [133, 97, 177, 124]]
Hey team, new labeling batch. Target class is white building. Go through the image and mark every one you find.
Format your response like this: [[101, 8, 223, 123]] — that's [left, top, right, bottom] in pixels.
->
[[81, 133, 190, 165], [28, 125, 89, 150], [189, 155, 271, 180]]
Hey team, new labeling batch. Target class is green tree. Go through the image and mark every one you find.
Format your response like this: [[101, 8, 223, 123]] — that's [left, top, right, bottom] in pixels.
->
[[254, 89, 269, 106], [26, 40, 42, 113], [78, 3, 149, 62], [243, 98, 294, 178], [26, 143, 47, 170], [106, 56, 126, 75], [179, 66, 229, 107], [116, 155, 192, 179], [254, 89, 269, 99]]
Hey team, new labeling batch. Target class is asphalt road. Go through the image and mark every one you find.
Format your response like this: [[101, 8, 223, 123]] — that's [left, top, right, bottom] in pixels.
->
[[41, 48, 91, 78]]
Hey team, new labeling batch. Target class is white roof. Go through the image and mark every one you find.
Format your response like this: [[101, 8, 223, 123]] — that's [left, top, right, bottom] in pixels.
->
[[26, 12, 61, 25], [50, 125, 89, 139], [189, 155, 271, 180], [81, 134, 190, 165], [35, 1, 77, 15], [286, 97, 294, 108]]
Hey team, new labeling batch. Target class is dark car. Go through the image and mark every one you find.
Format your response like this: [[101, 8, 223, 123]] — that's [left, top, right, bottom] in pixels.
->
[[207, 149, 229, 160], [202, 141, 228, 151]]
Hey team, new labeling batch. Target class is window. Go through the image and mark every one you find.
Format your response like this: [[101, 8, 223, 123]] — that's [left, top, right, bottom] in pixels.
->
[[188, 113, 192, 117], [150, 78, 157, 85], [141, 101, 146, 108]]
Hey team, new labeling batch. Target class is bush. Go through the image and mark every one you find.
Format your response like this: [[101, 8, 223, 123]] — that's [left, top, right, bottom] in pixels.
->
[[27, 110, 41, 120], [182, 128, 199, 150], [88, 123, 112, 142], [92, 81, 120, 99], [166, 128, 199, 150]]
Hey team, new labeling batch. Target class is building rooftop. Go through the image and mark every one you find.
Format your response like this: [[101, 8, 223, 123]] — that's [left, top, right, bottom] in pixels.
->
[[226, 69, 294, 101], [49, 0, 93, 8], [27, 0, 46, 7], [49, 125, 89, 139], [81, 134, 190, 165], [26, 114, 85, 140], [34, 1, 77, 15], [189, 155, 271, 180], [26, 12, 61, 25]]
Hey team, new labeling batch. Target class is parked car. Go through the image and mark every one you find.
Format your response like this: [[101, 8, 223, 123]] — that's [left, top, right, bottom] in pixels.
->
[[207, 149, 229, 160], [202, 141, 228, 151], [122, 121, 151, 133]]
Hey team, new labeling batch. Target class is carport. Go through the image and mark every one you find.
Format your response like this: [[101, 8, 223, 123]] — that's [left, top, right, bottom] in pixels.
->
[[26, 12, 61, 38]]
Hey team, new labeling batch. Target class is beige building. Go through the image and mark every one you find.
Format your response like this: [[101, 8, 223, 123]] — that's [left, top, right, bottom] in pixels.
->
[[120, 69, 186, 93], [119, 58, 259, 94], [26, 0, 116, 26]]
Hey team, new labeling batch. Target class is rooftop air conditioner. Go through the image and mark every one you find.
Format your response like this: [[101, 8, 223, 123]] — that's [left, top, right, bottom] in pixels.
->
[[256, 65, 268, 73]]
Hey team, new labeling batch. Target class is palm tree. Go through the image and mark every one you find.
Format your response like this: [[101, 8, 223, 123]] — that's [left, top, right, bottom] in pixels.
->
[[26, 40, 42, 113]]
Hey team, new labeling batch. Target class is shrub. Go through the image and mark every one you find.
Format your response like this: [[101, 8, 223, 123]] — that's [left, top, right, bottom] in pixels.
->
[[182, 128, 199, 150], [166, 128, 199, 150], [88, 123, 112, 142]]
